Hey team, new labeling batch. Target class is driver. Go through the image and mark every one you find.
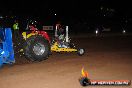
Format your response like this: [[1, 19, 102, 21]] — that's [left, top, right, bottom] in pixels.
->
[[55, 22, 67, 48]]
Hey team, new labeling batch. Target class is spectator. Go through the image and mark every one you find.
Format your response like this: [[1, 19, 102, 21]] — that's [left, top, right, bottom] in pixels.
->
[[13, 20, 20, 43]]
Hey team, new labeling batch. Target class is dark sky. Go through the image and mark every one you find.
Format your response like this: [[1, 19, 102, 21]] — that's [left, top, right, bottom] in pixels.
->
[[0, 0, 132, 24], [0, 0, 132, 32], [0, 0, 131, 15]]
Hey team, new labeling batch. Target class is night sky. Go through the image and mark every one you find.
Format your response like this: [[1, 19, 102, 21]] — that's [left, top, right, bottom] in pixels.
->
[[0, 0, 132, 32], [0, 0, 131, 17]]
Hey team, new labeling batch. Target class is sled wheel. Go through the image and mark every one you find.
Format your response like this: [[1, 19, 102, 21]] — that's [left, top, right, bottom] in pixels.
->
[[77, 48, 85, 56]]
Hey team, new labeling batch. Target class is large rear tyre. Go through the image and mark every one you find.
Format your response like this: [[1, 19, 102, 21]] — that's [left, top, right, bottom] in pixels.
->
[[24, 35, 50, 61]]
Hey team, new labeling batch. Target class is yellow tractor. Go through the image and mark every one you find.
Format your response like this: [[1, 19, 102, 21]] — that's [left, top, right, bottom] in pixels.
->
[[19, 20, 84, 62]]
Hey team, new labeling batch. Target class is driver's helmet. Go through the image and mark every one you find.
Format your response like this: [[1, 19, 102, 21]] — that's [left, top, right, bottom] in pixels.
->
[[56, 21, 62, 29], [26, 20, 38, 30], [29, 20, 38, 27]]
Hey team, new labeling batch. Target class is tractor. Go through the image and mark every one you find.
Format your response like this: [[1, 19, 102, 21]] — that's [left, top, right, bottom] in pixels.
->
[[19, 19, 84, 62], [0, 28, 15, 67]]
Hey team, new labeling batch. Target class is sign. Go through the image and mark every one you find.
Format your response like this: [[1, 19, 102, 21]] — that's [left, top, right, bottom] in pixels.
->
[[43, 26, 53, 30]]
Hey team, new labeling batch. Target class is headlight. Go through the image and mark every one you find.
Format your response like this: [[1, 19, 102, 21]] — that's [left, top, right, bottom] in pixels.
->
[[95, 30, 99, 34], [122, 30, 126, 34]]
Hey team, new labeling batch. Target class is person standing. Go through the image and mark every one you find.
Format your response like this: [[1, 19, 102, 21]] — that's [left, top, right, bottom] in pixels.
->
[[13, 20, 20, 43]]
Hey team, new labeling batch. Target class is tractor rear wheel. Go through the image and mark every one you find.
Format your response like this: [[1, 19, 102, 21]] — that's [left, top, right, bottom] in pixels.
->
[[24, 35, 50, 61]]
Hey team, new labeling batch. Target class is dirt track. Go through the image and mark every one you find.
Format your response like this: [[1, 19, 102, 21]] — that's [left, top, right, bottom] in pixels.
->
[[0, 34, 132, 88]]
